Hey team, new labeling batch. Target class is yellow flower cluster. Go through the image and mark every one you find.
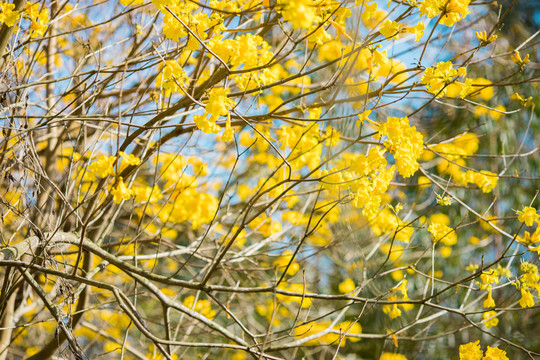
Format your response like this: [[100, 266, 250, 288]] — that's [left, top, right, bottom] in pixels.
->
[[338, 278, 356, 294], [421, 61, 469, 97], [155, 60, 188, 97], [511, 50, 530, 70], [276, 0, 352, 43], [463, 170, 498, 193], [482, 309, 498, 329], [155, 0, 223, 50], [369, 208, 414, 243], [383, 280, 414, 319], [516, 262, 540, 308], [418, 0, 470, 27], [0, 3, 19, 27], [425, 133, 498, 193], [146, 154, 218, 230], [88, 155, 117, 178], [273, 250, 300, 277], [380, 353, 408, 360], [277, 0, 317, 29], [183, 296, 216, 320], [516, 206, 539, 227], [377, 116, 424, 178], [276, 283, 313, 309], [208, 33, 275, 90], [428, 213, 457, 256], [459, 341, 509, 360], [333, 147, 394, 217], [0, 2, 50, 38], [111, 177, 133, 204], [475, 30, 497, 45], [380, 20, 425, 41], [25, 2, 49, 38], [194, 87, 235, 134], [278, 122, 325, 171]]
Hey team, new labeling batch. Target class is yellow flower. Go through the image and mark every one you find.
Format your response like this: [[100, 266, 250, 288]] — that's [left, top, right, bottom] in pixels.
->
[[464, 170, 498, 193], [383, 295, 402, 319], [516, 206, 539, 226], [483, 286, 495, 308], [111, 177, 133, 204], [155, 60, 188, 97], [421, 61, 466, 97], [221, 113, 235, 142], [119, 0, 144, 5], [436, 194, 452, 206], [407, 21, 425, 41], [276, 0, 316, 29], [428, 222, 457, 246], [459, 340, 483, 360], [380, 20, 402, 40], [88, 155, 116, 178], [519, 225, 540, 246], [475, 30, 497, 44], [483, 346, 509, 360], [519, 288, 534, 308], [273, 250, 300, 276], [379, 353, 408, 360], [183, 296, 216, 320], [480, 270, 499, 286], [338, 278, 356, 294], [419, 0, 470, 27], [356, 110, 373, 126], [377, 116, 423, 178], [511, 50, 530, 70], [0, 3, 20, 27], [482, 310, 498, 328], [119, 151, 141, 166], [466, 263, 479, 272], [25, 2, 49, 38]]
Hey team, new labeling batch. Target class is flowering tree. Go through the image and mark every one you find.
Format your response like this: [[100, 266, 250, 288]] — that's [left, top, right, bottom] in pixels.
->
[[0, 0, 538, 359]]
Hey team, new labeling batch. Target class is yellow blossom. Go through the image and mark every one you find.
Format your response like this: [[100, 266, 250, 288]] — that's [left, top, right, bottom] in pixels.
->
[[516, 206, 539, 226], [519, 288, 534, 308], [273, 250, 300, 276], [221, 113, 235, 142], [155, 60, 188, 97], [88, 155, 116, 178], [436, 194, 452, 206], [482, 311, 498, 328], [111, 177, 133, 204], [338, 278, 356, 294], [483, 286, 495, 308], [483, 346, 509, 360], [380, 353, 408, 360], [511, 50, 530, 70], [380, 20, 402, 40], [459, 340, 483, 360], [475, 30, 497, 44], [25, 2, 49, 38], [183, 296, 216, 320], [428, 222, 457, 246], [407, 21, 425, 41], [119, 151, 141, 166], [0, 3, 20, 27]]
